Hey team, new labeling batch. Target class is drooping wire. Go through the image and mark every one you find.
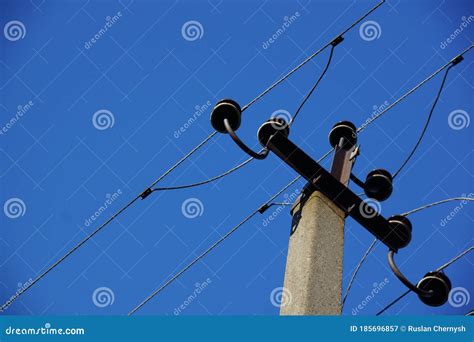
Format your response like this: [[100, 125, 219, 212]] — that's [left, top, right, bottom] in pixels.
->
[[152, 156, 254, 191], [128, 175, 304, 315], [341, 238, 378, 308], [392, 64, 454, 178], [241, 0, 385, 111], [376, 246, 474, 316], [0, 3, 389, 313], [357, 45, 473, 133], [289, 44, 337, 126]]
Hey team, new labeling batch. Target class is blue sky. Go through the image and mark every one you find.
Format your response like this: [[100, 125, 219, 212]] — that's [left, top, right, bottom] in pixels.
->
[[0, 0, 473, 316]]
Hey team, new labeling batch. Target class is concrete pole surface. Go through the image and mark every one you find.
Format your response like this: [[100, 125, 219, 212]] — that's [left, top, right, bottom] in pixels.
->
[[280, 190, 345, 315]]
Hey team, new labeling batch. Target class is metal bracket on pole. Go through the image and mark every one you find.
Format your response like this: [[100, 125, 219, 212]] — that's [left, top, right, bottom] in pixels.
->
[[265, 131, 409, 252]]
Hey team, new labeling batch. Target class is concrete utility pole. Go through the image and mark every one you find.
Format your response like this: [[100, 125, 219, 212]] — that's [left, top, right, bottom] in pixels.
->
[[280, 143, 356, 315]]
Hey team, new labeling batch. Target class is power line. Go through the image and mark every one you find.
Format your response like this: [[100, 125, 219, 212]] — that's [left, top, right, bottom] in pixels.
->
[[402, 197, 474, 217], [392, 64, 454, 178], [342, 238, 378, 308], [152, 156, 254, 191], [376, 246, 474, 315], [289, 43, 337, 126], [437, 246, 474, 272]]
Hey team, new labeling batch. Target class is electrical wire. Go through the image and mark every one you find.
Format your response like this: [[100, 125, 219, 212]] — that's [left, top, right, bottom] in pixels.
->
[[376, 246, 474, 315], [152, 156, 254, 191], [289, 44, 336, 126], [401, 197, 474, 217], [392, 65, 454, 178], [342, 238, 378, 308]]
